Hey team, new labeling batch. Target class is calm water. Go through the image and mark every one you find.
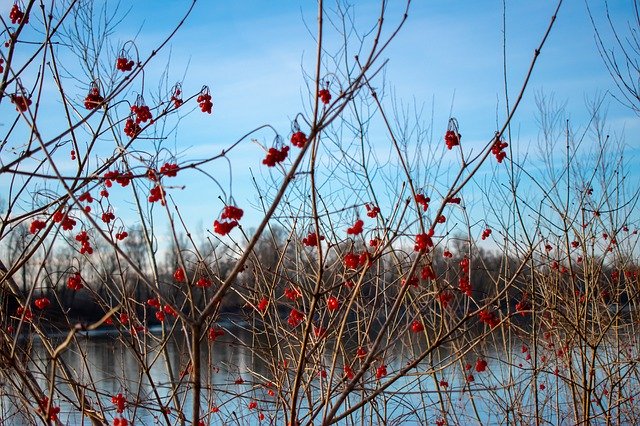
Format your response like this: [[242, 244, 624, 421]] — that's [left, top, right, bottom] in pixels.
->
[[2, 323, 638, 425]]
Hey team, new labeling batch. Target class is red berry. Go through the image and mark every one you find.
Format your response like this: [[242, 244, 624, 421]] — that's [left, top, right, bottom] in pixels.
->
[[327, 296, 339, 311]]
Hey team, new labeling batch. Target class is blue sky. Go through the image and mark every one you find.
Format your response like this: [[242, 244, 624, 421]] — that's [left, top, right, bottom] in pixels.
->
[[2, 0, 638, 241], [149, 1, 638, 231]]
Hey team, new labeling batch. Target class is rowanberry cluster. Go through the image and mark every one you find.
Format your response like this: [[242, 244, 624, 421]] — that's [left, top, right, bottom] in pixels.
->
[[37, 397, 60, 422], [67, 272, 83, 290], [196, 277, 212, 288], [84, 85, 104, 110], [302, 232, 324, 247], [437, 291, 453, 308], [290, 131, 307, 148], [116, 56, 134, 72], [445, 130, 460, 149], [53, 209, 76, 230], [346, 219, 364, 235], [343, 251, 370, 269], [458, 257, 472, 297], [123, 118, 141, 138], [365, 203, 380, 218], [131, 102, 152, 124], [9, 3, 27, 24], [160, 162, 178, 177], [262, 145, 289, 167], [29, 219, 46, 234], [415, 193, 430, 211], [287, 308, 304, 327], [221, 205, 243, 221], [213, 204, 243, 235], [75, 230, 93, 254], [11, 94, 31, 112], [101, 211, 115, 223], [318, 88, 331, 104], [103, 170, 132, 187], [414, 229, 434, 252], [34, 297, 50, 309], [478, 309, 499, 328], [148, 185, 165, 205], [213, 219, 237, 235], [491, 137, 508, 162], [169, 83, 183, 108], [197, 88, 213, 113]]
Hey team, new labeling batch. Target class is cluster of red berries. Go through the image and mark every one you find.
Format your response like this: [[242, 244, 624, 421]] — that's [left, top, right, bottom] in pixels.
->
[[478, 309, 499, 328], [104, 170, 133, 187], [447, 196, 461, 204], [343, 365, 355, 380], [262, 145, 289, 167], [288, 308, 304, 327], [491, 136, 508, 162], [9, 3, 27, 24], [481, 228, 492, 240], [365, 203, 380, 218], [53, 209, 77, 230], [475, 358, 488, 372], [445, 130, 460, 149], [197, 88, 213, 113], [208, 326, 225, 341], [116, 56, 134, 72], [414, 229, 434, 252], [38, 397, 60, 421], [196, 277, 212, 288], [29, 219, 46, 234], [101, 211, 115, 224], [34, 297, 50, 309], [67, 272, 83, 290], [115, 231, 128, 240], [376, 364, 387, 380], [148, 185, 166, 205], [76, 230, 93, 254], [458, 257, 471, 296], [11, 94, 31, 112], [290, 131, 307, 148], [256, 296, 269, 312], [147, 298, 178, 321], [421, 264, 436, 280], [131, 102, 152, 124], [318, 88, 331, 104], [173, 267, 186, 282], [346, 219, 364, 235], [84, 85, 104, 109], [213, 205, 243, 236], [159, 162, 178, 177], [16, 306, 33, 321], [343, 251, 370, 269], [171, 84, 183, 108], [0, 58, 4, 73], [438, 291, 453, 308], [415, 193, 430, 211], [221, 205, 243, 221], [302, 232, 324, 247], [123, 118, 141, 138], [284, 287, 301, 301]]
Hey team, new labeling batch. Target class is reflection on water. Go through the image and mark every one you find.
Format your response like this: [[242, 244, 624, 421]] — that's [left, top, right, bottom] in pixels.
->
[[2, 323, 639, 425]]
